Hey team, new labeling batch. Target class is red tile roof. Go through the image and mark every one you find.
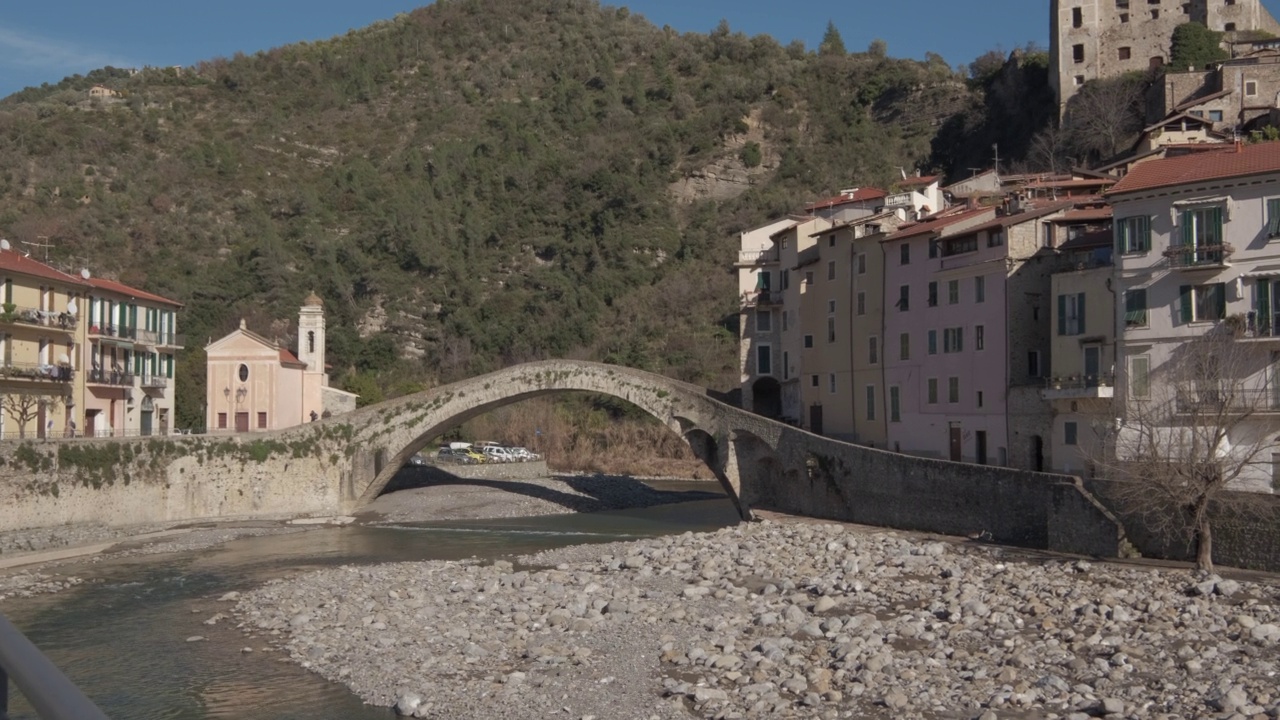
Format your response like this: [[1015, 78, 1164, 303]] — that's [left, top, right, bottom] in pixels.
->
[[803, 187, 887, 212], [86, 276, 183, 307], [1022, 178, 1115, 190], [1055, 207, 1114, 223], [0, 249, 89, 286], [1108, 141, 1280, 195], [881, 207, 995, 242], [895, 175, 940, 188], [280, 348, 306, 367]]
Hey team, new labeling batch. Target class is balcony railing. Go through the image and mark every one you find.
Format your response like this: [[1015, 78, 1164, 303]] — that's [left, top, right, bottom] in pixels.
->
[[740, 290, 783, 307], [1164, 242, 1234, 269], [1042, 373, 1115, 399], [134, 329, 185, 348], [141, 375, 168, 389], [0, 306, 77, 331], [1176, 388, 1280, 413], [87, 324, 139, 340], [0, 362, 74, 383], [1243, 311, 1280, 339], [87, 367, 134, 386], [737, 249, 779, 265]]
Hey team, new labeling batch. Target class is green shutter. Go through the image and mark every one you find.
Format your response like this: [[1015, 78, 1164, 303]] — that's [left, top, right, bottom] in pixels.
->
[[1215, 282, 1226, 319], [1180, 285, 1193, 324], [1139, 216, 1150, 251], [1211, 206, 1223, 246], [1077, 292, 1086, 334], [1057, 294, 1067, 336], [1269, 199, 1280, 237], [1181, 210, 1193, 248], [1116, 220, 1126, 253], [1260, 279, 1272, 334]]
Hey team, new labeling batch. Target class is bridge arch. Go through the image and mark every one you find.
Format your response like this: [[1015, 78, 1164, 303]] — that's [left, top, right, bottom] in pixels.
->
[[336, 361, 756, 514]]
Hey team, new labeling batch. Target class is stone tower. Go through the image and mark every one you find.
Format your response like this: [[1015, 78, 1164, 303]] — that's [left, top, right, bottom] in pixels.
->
[[1050, 0, 1280, 114], [298, 290, 325, 375]]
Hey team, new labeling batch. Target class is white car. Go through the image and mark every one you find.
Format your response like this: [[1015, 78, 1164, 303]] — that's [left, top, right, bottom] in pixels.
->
[[507, 447, 541, 461], [481, 446, 515, 463]]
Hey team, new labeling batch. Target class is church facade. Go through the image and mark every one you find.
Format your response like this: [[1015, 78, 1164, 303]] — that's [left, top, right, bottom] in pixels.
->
[[204, 292, 357, 433]]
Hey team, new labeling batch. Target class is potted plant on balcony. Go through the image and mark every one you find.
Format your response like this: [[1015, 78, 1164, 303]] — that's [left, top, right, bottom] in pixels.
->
[[0, 302, 15, 324]]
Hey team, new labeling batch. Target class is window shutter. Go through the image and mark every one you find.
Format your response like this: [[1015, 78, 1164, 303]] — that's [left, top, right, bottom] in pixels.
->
[[1180, 285, 1192, 324], [1077, 292, 1086, 334], [1269, 199, 1280, 237], [1115, 221, 1126, 253], [1180, 210, 1193, 248], [1260, 279, 1272, 333], [1140, 216, 1151, 251], [1211, 206, 1223, 245], [1215, 282, 1226, 319], [1057, 294, 1067, 336]]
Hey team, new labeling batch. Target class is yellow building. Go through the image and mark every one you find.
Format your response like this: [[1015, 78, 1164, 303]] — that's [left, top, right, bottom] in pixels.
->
[[0, 246, 88, 440]]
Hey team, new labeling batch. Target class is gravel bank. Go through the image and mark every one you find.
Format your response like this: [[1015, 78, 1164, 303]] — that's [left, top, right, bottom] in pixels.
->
[[359, 474, 724, 523], [232, 520, 1280, 719], [0, 571, 85, 602]]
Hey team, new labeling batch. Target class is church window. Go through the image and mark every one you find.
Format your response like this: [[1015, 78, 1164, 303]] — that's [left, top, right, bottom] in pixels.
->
[[239, 364, 249, 382], [308, 331, 315, 354]]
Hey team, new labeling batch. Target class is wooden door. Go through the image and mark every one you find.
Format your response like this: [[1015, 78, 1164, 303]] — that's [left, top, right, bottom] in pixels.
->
[[975, 431, 988, 465], [809, 405, 824, 436], [235, 412, 250, 433], [949, 425, 962, 462]]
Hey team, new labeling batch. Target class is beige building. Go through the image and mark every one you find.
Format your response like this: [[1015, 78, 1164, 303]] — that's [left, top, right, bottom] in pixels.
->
[[1051, 0, 1280, 114], [205, 293, 356, 433], [736, 219, 795, 418], [82, 276, 182, 437], [774, 218, 831, 424], [0, 247, 87, 440]]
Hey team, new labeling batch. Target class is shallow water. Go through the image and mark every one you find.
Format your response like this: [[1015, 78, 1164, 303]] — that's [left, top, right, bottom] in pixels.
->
[[3, 495, 739, 719]]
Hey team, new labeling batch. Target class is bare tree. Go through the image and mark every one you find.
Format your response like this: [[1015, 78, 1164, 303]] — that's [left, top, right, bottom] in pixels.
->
[[2, 393, 63, 440], [1089, 327, 1280, 571], [1063, 73, 1151, 162]]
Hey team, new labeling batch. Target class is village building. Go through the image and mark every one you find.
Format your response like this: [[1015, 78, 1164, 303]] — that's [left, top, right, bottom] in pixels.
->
[[205, 293, 357, 433], [736, 219, 794, 418]]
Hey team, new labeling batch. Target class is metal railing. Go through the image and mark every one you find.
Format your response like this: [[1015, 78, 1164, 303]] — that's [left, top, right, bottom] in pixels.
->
[[0, 611, 110, 719], [133, 330, 185, 348], [1044, 373, 1115, 391], [736, 249, 778, 265], [1176, 389, 1280, 413], [86, 368, 133, 387], [140, 375, 168, 389], [0, 307, 77, 331], [1164, 242, 1233, 269], [0, 363, 74, 383], [86, 325, 136, 340], [740, 290, 783, 307]]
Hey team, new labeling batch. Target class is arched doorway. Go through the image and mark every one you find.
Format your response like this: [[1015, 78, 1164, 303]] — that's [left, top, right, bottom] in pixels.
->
[[752, 377, 782, 419]]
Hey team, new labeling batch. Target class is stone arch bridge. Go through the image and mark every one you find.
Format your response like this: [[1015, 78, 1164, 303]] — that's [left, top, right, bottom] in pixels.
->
[[0, 361, 1119, 559]]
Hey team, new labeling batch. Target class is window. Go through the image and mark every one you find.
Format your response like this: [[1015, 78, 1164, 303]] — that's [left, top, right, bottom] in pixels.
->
[[257, 412, 268, 429], [812, 375, 820, 388], [1028, 351, 1042, 378], [218, 412, 228, 430], [1246, 80, 1258, 97], [1119, 13, 1129, 23], [1043, 223, 1054, 248], [943, 236, 978, 256], [948, 377, 960, 404], [948, 280, 959, 305], [1065, 421, 1079, 446], [1125, 288, 1148, 328], [783, 351, 790, 380], [307, 331, 315, 354], [900, 243, 911, 265], [756, 345, 772, 375], [804, 334, 814, 348], [928, 239, 939, 259], [927, 330, 938, 355], [755, 310, 771, 333], [825, 261, 835, 281], [943, 327, 964, 353], [868, 336, 878, 364], [781, 269, 790, 291], [975, 276, 985, 303], [927, 378, 938, 404], [1209, 110, 1223, 122], [857, 254, 866, 275], [865, 385, 876, 421], [977, 391, 984, 408], [1118, 46, 1131, 60], [899, 332, 910, 361], [1268, 198, 1280, 237], [829, 373, 836, 394], [827, 316, 836, 343], [1058, 292, 1086, 336], [1179, 206, 1223, 251], [898, 285, 910, 311], [1225, 21, 1236, 31], [828, 235, 836, 248], [889, 387, 901, 422], [827, 299, 836, 313], [1074, 75, 1085, 86], [1073, 44, 1085, 63], [757, 271, 771, 291], [1072, 6, 1083, 26], [988, 230, 1004, 248], [1117, 215, 1150, 253], [856, 292, 866, 315], [927, 281, 938, 307], [804, 271, 814, 285], [1180, 283, 1225, 323], [975, 324, 985, 350], [238, 364, 249, 382]]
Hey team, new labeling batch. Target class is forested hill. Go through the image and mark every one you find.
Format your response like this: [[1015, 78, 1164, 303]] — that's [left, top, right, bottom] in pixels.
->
[[0, 0, 1031, 427]]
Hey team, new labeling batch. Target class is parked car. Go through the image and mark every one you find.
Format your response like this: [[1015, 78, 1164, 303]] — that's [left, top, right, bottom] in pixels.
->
[[407, 453, 428, 466], [482, 446, 516, 463], [459, 447, 488, 464], [507, 446, 541, 461]]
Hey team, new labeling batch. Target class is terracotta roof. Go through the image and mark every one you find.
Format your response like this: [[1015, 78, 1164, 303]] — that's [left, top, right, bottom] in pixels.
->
[[1108, 141, 1280, 195], [1173, 88, 1234, 113], [881, 207, 995, 242], [86, 276, 183, 307], [303, 290, 323, 307], [895, 175, 939, 188], [280, 348, 306, 367], [803, 187, 887, 212], [957, 201, 1075, 236], [1022, 178, 1115, 190], [0, 249, 89, 287], [814, 211, 900, 236], [1143, 111, 1217, 134], [1055, 207, 1114, 223]]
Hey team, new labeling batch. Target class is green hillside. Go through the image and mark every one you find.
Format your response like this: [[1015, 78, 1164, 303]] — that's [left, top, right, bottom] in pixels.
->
[[0, 0, 1008, 428]]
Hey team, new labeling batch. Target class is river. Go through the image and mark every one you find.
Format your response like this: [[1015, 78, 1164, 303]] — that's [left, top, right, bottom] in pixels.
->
[[3, 492, 739, 719]]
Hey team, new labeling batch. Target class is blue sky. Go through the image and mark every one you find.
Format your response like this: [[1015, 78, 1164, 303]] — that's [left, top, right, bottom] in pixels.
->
[[2, 1, 1278, 99]]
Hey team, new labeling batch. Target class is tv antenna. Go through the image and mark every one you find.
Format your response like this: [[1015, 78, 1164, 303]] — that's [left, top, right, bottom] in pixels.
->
[[21, 235, 54, 262]]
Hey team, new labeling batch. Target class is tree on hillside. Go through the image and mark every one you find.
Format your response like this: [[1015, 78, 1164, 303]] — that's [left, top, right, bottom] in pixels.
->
[[1063, 73, 1150, 161], [1170, 22, 1228, 71], [819, 21, 847, 57], [1088, 328, 1280, 572]]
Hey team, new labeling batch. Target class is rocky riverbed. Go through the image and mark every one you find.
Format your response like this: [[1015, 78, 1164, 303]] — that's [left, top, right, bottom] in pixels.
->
[[0, 571, 84, 602], [231, 520, 1280, 720]]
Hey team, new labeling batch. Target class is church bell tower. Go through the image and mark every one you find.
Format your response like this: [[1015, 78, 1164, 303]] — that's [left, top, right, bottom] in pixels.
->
[[298, 290, 326, 378]]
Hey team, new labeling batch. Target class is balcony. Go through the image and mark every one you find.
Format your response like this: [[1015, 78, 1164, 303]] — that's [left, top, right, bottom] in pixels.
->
[[1176, 388, 1280, 414], [141, 375, 168, 389], [134, 330, 186, 348], [1164, 242, 1233, 270], [88, 324, 137, 342], [740, 290, 783, 308], [87, 367, 134, 387], [1042, 374, 1115, 400], [0, 361, 74, 383], [736, 249, 779, 266], [0, 305, 78, 333]]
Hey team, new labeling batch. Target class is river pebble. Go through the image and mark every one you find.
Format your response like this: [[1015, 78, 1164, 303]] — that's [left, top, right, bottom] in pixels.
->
[[233, 520, 1280, 719], [0, 571, 84, 602]]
